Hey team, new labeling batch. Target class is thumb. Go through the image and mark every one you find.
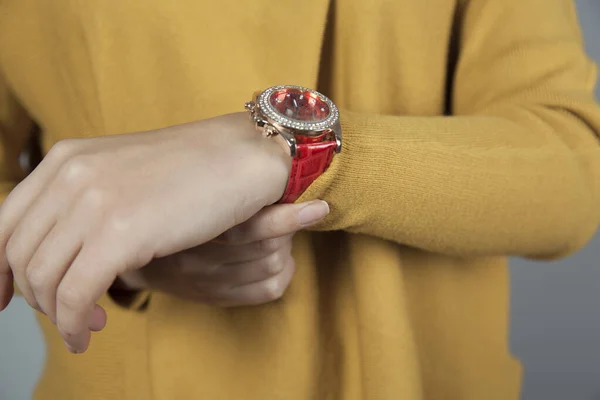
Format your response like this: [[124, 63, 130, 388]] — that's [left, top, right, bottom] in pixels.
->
[[218, 200, 330, 245]]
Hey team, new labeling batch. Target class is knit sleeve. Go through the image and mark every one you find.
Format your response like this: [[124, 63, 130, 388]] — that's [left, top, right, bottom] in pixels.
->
[[297, 0, 600, 259]]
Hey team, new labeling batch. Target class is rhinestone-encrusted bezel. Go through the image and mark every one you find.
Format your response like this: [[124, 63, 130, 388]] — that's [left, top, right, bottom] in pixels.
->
[[258, 85, 339, 131]]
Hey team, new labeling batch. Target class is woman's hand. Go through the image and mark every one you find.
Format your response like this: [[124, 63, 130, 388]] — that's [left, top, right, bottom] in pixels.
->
[[0, 112, 292, 354], [116, 200, 329, 307]]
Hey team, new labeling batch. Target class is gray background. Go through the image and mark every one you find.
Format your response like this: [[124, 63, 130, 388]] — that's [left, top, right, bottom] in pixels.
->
[[0, 1, 599, 399]]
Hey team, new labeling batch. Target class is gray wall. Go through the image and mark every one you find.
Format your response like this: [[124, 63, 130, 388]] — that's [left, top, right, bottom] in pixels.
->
[[511, 1, 600, 399], [0, 297, 44, 400], [0, 1, 599, 399]]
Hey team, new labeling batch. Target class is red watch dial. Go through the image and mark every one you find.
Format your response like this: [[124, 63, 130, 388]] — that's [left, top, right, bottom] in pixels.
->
[[257, 85, 339, 135], [269, 88, 330, 122]]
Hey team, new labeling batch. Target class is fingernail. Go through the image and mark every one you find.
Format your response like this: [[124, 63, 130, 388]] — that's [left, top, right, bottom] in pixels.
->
[[65, 341, 80, 354], [297, 200, 330, 226]]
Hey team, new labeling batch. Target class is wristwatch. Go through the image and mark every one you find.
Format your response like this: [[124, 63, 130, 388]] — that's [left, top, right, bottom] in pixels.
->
[[245, 85, 342, 203]]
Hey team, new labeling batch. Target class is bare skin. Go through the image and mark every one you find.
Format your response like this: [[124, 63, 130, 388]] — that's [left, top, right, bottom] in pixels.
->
[[117, 200, 329, 306], [0, 112, 328, 354]]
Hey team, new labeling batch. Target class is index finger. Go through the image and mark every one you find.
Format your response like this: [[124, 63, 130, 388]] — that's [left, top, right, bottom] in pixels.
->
[[0, 141, 80, 309], [55, 243, 119, 353]]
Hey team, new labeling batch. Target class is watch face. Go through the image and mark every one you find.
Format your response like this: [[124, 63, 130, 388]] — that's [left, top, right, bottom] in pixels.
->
[[258, 85, 339, 133]]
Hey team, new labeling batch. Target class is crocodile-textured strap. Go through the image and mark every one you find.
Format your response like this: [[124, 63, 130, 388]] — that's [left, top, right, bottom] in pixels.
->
[[279, 141, 337, 203]]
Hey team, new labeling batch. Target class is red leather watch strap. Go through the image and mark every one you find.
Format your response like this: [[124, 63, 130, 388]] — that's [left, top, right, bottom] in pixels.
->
[[279, 141, 337, 203]]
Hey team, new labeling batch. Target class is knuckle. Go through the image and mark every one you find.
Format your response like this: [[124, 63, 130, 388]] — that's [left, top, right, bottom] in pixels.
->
[[57, 285, 86, 310], [25, 265, 46, 292], [59, 155, 98, 185], [257, 238, 281, 255], [262, 278, 286, 302], [47, 139, 79, 162], [263, 251, 284, 275]]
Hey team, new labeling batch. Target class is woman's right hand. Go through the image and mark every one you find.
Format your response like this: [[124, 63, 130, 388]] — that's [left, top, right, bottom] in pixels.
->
[[0, 112, 297, 354], [116, 200, 329, 307]]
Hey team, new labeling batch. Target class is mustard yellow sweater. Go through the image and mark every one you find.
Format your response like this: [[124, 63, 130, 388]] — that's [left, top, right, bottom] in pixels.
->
[[1, 0, 600, 399]]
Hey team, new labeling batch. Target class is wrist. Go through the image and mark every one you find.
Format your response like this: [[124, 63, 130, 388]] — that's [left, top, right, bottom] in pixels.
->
[[222, 112, 292, 206]]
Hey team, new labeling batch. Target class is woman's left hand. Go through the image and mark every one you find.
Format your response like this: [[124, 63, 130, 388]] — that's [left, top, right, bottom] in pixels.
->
[[115, 200, 329, 307], [0, 112, 291, 353]]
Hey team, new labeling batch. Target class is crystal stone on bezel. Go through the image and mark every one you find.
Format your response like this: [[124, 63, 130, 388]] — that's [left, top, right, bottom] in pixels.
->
[[258, 85, 339, 132]]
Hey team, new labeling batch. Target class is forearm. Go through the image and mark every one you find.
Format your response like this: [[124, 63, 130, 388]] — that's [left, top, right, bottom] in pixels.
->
[[298, 0, 600, 259], [299, 103, 600, 259]]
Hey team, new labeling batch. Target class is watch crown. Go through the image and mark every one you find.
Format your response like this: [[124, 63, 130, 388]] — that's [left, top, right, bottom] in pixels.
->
[[244, 101, 256, 111], [263, 124, 278, 138]]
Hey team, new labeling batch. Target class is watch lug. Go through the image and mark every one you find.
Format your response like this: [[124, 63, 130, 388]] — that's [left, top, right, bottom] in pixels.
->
[[275, 130, 297, 157], [332, 120, 342, 153]]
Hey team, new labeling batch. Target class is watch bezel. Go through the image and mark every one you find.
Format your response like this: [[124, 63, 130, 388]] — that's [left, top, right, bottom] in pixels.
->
[[257, 85, 339, 135]]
